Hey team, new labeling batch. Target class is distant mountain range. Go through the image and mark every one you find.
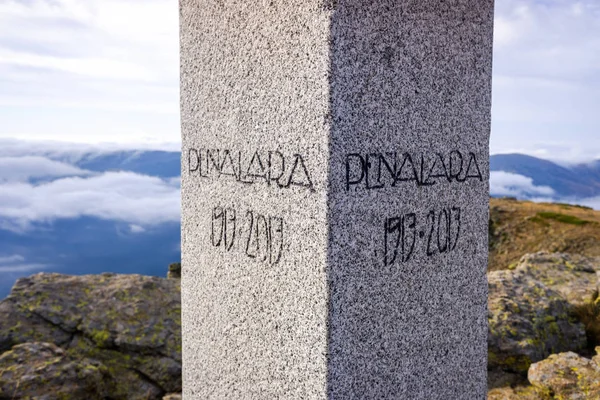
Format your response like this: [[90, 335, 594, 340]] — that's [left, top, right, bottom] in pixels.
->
[[1, 148, 599, 298], [491, 153, 600, 199]]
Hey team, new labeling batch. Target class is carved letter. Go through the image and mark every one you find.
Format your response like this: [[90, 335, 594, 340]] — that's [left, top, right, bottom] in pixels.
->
[[346, 153, 366, 191], [188, 148, 200, 173], [287, 154, 314, 190], [465, 152, 484, 181]]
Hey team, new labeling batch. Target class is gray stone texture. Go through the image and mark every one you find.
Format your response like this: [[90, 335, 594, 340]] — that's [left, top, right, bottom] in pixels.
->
[[180, 0, 493, 398]]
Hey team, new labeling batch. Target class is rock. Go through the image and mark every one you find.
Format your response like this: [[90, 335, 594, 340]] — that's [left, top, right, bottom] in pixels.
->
[[487, 386, 545, 400], [488, 264, 586, 373], [487, 369, 544, 399], [0, 293, 72, 354], [488, 369, 528, 389], [167, 262, 181, 279], [592, 346, 600, 366], [528, 351, 600, 399], [0, 273, 181, 399], [0, 342, 113, 399], [515, 252, 599, 307]]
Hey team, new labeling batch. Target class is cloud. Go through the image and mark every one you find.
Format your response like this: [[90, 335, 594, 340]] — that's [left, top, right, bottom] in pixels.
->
[[492, 145, 600, 165], [494, 1, 600, 78], [0, 264, 49, 273], [577, 197, 600, 211], [489, 170, 600, 212], [0, 0, 180, 144], [0, 156, 91, 182], [0, 138, 180, 161], [491, 0, 600, 161], [129, 224, 146, 234], [0, 254, 48, 274], [167, 176, 181, 188], [0, 48, 155, 81], [0, 0, 598, 159], [490, 171, 555, 198], [0, 171, 180, 232], [0, 0, 178, 79], [0, 254, 25, 264]]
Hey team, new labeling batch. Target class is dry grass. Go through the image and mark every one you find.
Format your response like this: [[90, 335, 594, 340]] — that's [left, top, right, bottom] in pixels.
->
[[489, 198, 600, 271]]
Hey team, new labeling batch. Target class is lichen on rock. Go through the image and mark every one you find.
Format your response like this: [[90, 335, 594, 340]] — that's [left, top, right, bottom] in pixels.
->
[[488, 255, 587, 373], [528, 349, 600, 399], [0, 272, 181, 400], [515, 252, 599, 307], [0, 342, 114, 399]]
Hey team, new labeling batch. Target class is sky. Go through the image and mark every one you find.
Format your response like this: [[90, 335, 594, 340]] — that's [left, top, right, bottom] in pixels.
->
[[0, 0, 599, 160], [2, 0, 599, 291]]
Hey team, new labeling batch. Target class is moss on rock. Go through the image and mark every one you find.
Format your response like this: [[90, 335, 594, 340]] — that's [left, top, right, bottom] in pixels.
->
[[0, 342, 114, 399], [0, 272, 181, 399], [488, 256, 587, 373]]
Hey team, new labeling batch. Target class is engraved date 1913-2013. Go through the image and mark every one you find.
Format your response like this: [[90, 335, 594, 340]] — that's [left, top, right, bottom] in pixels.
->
[[384, 206, 462, 266], [210, 206, 284, 266]]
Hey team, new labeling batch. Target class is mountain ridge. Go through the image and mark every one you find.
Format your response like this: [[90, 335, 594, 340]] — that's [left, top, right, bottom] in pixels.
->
[[491, 153, 600, 199]]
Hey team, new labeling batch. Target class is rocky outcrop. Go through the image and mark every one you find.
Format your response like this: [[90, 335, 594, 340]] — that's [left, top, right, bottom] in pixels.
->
[[0, 272, 181, 400], [515, 253, 599, 307], [3, 252, 599, 398], [0, 342, 114, 399], [528, 349, 600, 399], [488, 253, 588, 373], [487, 252, 600, 398]]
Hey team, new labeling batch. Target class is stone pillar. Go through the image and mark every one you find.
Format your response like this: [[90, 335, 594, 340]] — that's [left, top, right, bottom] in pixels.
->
[[180, 1, 493, 398]]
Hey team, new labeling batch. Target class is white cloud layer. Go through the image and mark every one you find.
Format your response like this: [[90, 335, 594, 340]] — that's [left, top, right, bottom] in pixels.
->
[[0, 138, 181, 160], [0, 255, 25, 264], [0, 264, 49, 273], [490, 171, 555, 198], [0, 254, 48, 274], [0, 156, 91, 182], [0, 171, 180, 232]]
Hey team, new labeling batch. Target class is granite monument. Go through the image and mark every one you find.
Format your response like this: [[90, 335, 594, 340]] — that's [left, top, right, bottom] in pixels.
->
[[181, 0, 494, 398]]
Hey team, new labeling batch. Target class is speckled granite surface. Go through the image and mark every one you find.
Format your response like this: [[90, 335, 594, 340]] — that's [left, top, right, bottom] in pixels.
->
[[180, 0, 493, 398]]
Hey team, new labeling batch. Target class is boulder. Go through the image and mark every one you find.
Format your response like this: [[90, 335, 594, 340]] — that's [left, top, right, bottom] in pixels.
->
[[488, 265, 586, 373], [528, 350, 600, 399], [0, 342, 113, 399], [0, 272, 181, 399], [515, 252, 599, 307]]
